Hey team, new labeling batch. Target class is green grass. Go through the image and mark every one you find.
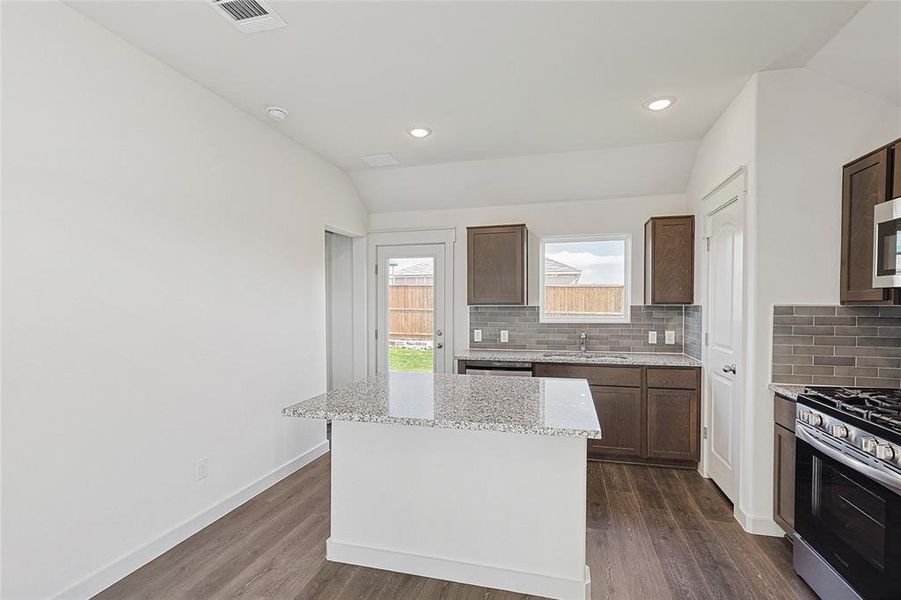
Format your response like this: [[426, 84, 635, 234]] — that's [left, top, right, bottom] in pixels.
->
[[389, 347, 434, 373]]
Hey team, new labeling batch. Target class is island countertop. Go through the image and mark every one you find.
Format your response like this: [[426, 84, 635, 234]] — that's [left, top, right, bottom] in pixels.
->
[[283, 372, 601, 439]]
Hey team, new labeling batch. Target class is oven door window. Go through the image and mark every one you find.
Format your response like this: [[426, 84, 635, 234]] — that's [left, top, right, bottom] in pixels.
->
[[795, 438, 901, 599], [876, 219, 901, 277]]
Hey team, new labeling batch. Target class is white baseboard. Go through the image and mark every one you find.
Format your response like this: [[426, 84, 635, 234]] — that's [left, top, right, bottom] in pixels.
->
[[326, 538, 591, 600], [733, 505, 786, 537], [54, 440, 330, 600]]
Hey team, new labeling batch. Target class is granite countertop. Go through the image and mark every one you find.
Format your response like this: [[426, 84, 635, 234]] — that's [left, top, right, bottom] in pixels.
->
[[768, 383, 806, 401], [283, 372, 601, 439], [454, 349, 702, 368]]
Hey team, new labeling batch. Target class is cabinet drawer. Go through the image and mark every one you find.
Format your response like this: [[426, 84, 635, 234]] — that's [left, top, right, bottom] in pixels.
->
[[533, 363, 641, 387], [647, 368, 698, 390], [774, 394, 796, 432]]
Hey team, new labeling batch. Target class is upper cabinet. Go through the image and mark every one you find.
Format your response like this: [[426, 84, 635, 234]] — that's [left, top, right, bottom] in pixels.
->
[[467, 224, 528, 305], [893, 142, 901, 200], [644, 215, 694, 305], [840, 144, 898, 304]]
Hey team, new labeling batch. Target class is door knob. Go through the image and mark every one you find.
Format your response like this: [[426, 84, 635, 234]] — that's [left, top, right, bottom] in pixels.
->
[[436, 342, 444, 349], [722, 364, 736, 374]]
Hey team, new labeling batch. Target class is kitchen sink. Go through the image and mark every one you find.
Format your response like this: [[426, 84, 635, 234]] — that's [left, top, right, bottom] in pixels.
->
[[541, 351, 628, 360]]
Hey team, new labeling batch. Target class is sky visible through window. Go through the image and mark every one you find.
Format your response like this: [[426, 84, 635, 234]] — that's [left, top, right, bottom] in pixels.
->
[[545, 239, 625, 284]]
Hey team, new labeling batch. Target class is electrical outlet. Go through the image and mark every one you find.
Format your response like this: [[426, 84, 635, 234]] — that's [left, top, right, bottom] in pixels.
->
[[195, 457, 208, 482], [473, 329, 482, 342], [665, 330, 676, 344], [648, 331, 657, 344], [500, 330, 509, 343]]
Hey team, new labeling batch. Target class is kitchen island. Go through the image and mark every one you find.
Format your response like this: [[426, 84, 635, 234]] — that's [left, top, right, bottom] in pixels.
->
[[282, 372, 600, 600]]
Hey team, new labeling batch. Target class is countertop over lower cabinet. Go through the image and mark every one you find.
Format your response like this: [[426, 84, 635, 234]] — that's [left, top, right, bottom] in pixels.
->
[[455, 349, 702, 368], [768, 383, 806, 401]]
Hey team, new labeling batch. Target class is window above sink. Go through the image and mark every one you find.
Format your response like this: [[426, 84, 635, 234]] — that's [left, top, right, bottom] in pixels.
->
[[538, 234, 631, 324]]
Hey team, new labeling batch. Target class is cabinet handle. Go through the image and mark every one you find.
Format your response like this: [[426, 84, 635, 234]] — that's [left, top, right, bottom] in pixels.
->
[[722, 364, 736, 374]]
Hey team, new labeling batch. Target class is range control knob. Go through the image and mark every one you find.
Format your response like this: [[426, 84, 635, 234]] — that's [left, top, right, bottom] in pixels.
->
[[875, 444, 896, 461], [808, 413, 824, 427], [861, 437, 878, 453], [799, 410, 811, 423], [830, 424, 849, 439]]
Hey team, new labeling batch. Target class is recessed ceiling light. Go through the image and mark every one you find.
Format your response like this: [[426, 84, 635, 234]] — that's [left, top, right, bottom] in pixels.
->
[[645, 97, 675, 111], [408, 127, 432, 138], [266, 106, 288, 121]]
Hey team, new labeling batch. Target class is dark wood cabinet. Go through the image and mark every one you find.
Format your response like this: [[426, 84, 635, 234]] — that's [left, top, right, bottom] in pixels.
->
[[840, 146, 899, 304], [644, 215, 694, 305], [772, 392, 797, 534], [892, 142, 901, 200], [773, 423, 796, 534], [646, 388, 699, 461], [588, 385, 642, 457], [532, 362, 700, 467], [467, 224, 528, 305]]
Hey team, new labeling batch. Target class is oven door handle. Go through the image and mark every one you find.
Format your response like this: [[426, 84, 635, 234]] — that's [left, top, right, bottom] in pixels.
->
[[797, 426, 901, 494]]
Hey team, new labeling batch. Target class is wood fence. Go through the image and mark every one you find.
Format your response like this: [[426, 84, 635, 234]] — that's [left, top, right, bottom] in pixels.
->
[[389, 285, 434, 341], [387, 284, 625, 340], [545, 285, 624, 316]]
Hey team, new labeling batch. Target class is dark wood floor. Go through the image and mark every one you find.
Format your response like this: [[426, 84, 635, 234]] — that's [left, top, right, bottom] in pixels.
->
[[96, 455, 816, 599]]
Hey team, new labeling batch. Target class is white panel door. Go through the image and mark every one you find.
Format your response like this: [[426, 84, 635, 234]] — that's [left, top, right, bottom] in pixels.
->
[[705, 197, 743, 502], [376, 244, 447, 373]]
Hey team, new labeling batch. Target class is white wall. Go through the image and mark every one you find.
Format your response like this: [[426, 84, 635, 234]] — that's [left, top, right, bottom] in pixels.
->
[[352, 141, 699, 213], [369, 194, 689, 353], [746, 66, 899, 527], [687, 63, 901, 534], [1, 3, 367, 598], [686, 75, 761, 529]]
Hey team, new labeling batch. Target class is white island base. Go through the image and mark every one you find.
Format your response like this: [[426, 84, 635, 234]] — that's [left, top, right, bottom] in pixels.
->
[[326, 420, 591, 600]]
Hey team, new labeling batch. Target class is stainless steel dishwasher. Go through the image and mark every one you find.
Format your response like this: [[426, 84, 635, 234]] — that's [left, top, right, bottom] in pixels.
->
[[462, 360, 533, 376]]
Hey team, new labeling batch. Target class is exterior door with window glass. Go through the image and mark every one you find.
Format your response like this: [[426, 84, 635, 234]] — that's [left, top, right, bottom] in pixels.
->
[[376, 245, 446, 373]]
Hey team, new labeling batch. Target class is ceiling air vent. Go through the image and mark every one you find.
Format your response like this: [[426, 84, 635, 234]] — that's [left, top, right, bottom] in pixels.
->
[[210, 0, 286, 34], [361, 154, 401, 168]]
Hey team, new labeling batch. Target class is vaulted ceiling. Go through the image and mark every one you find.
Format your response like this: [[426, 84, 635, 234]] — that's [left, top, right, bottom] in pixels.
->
[[69, 1, 865, 211]]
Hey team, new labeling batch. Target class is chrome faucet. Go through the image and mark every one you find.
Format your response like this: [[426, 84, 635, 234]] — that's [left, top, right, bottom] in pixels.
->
[[579, 331, 587, 353]]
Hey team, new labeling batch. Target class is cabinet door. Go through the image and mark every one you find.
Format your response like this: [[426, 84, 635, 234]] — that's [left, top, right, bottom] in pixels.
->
[[467, 225, 527, 305], [773, 424, 796, 533], [892, 143, 901, 200], [841, 149, 891, 304], [646, 388, 699, 461], [646, 216, 694, 304], [588, 385, 642, 457]]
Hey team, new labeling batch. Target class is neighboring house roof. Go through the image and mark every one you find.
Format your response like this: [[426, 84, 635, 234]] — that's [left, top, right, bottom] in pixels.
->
[[392, 261, 433, 277], [545, 257, 582, 275]]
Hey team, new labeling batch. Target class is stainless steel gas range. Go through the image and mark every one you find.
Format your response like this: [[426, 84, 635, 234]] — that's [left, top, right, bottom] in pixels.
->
[[794, 387, 901, 600]]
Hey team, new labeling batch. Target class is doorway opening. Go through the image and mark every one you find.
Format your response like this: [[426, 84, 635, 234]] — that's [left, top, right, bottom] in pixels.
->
[[325, 230, 357, 390]]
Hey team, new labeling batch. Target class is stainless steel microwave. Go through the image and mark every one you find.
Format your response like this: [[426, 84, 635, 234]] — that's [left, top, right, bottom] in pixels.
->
[[874, 197, 901, 287]]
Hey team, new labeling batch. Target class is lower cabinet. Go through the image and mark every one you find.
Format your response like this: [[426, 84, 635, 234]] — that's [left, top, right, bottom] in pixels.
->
[[588, 386, 642, 456], [534, 363, 701, 467], [646, 388, 699, 461], [773, 392, 797, 534], [773, 424, 795, 533]]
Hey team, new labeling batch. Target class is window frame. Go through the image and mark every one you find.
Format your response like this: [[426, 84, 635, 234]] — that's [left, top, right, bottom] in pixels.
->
[[538, 234, 632, 324]]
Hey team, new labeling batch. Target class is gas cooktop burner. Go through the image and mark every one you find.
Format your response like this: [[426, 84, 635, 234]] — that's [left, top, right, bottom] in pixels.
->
[[805, 387, 901, 433]]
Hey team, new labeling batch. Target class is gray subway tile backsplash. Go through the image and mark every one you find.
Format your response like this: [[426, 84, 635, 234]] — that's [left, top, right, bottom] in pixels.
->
[[469, 305, 702, 355], [772, 305, 901, 388]]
